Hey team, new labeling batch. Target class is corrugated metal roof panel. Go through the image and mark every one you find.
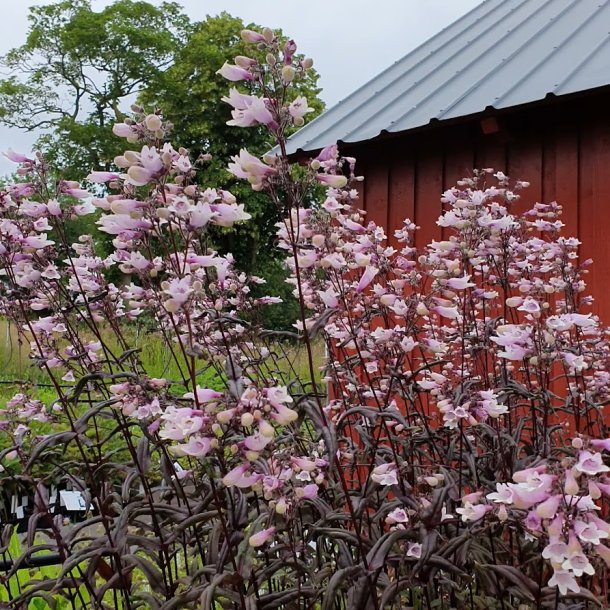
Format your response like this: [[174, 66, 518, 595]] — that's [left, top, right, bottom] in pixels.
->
[[286, 0, 610, 154]]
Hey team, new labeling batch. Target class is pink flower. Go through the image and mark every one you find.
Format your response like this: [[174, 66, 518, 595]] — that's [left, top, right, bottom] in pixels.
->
[[301, 484, 319, 499], [434, 305, 460, 320], [548, 569, 580, 596], [446, 274, 475, 290], [228, 149, 276, 189], [562, 533, 595, 577], [212, 203, 251, 227], [574, 519, 609, 545], [249, 527, 275, 548], [227, 96, 275, 128], [241, 29, 266, 43], [159, 407, 203, 441], [455, 502, 491, 523], [222, 464, 260, 488], [316, 174, 348, 189], [486, 483, 514, 504], [535, 494, 562, 519], [183, 386, 223, 403], [574, 450, 610, 475], [371, 463, 398, 486], [406, 542, 422, 558], [356, 266, 379, 293], [4, 149, 33, 163], [216, 62, 254, 82], [126, 165, 154, 186], [87, 171, 120, 183], [590, 438, 610, 452], [386, 508, 409, 524], [288, 96, 314, 121], [172, 436, 211, 457], [112, 123, 137, 139]]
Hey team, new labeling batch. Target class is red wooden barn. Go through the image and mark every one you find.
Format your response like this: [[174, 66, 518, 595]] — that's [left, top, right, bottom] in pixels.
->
[[287, 0, 610, 322]]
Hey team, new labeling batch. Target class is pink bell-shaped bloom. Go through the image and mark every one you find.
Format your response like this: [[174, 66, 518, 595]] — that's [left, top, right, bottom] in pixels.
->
[[222, 464, 260, 488], [87, 171, 120, 183], [548, 569, 580, 596], [216, 62, 254, 81], [575, 450, 610, 475], [356, 266, 379, 293], [240, 29, 266, 43], [249, 527, 275, 547], [172, 436, 211, 457]]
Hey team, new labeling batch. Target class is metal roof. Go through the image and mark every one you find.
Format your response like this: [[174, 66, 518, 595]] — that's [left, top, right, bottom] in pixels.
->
[[286, 0, 610, 154]]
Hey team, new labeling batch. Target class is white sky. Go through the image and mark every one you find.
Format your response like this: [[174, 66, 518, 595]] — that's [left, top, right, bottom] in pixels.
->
[[0, 0, 481, 174]]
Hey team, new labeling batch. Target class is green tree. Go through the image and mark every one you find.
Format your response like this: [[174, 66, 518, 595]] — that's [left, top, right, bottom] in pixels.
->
[[140, 12, 324, 272], [0, 4, 325, 329], [0, 0, 188, 178], [140, 13, 324, 329]]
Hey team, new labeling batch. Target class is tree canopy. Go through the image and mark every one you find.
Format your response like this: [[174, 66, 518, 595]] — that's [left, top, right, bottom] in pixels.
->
[[0, 0, 188, 177], [0, 1, 325, 328]]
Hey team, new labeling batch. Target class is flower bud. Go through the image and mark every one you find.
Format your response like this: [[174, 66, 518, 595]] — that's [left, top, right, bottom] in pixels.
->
[[241, 412, 254, 427], [235, 55, 256, 68], [266, 53, 276, 66], [281, 65, 296, 84], [302, 58, 314, 70], [262, 27, 274, 42], [416, 302, 429, 316], [145, 114, 162, 131]]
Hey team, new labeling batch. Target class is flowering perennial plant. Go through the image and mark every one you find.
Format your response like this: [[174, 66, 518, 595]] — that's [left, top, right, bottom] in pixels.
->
[[0, 26, 609, 610]]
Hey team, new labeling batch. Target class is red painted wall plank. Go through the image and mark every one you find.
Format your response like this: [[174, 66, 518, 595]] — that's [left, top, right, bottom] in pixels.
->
[[387, 152, 415, 248], [578, 118, 610, 321], [414, 146, 444, 251]]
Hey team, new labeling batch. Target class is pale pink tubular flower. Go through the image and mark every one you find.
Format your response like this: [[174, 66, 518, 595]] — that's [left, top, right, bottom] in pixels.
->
[[574, 450, 610, 475], [221, 88, 252, 111], [371, 463, 398, 486], [455, 501, 491, 523], [288, 96, 314, 120], [183, 386, 223, 403], [356, 266, 379, 293], [249, 527, 275, 548], [212, 203, 251, 227], [87, 171, 120, 183], [216, 62, 254, 82], [171, 436, 211, 457], [548, 569, 580, 596], [316, 173, 348, 189], [126, 165, 154, 186], [241, 29, 266, 43], [590, 438, 610, 451], [112, 123, 137, 139], [222, 464, 260, 488], [4, 149, 33, 163]]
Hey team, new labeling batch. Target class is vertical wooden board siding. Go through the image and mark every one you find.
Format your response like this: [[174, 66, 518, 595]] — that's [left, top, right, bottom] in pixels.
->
[[387, 152, 415, 248], [578, 118, 610, 322], [541, 129, 557, 204], [506, 136, 543, 216], [553, 127, 579, 240], [443, 141, 476, 239], [474, 137, 507, 174], [362, 158, 389, 231], [414, 147, 444, 251], [353, 154, 367, 210], [443, 138, 477, 190]]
